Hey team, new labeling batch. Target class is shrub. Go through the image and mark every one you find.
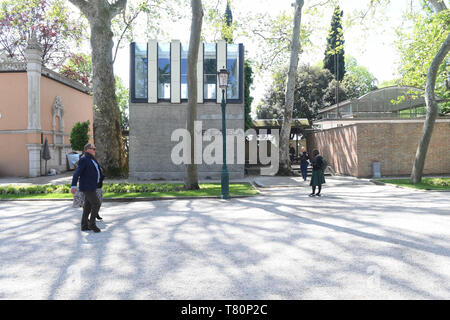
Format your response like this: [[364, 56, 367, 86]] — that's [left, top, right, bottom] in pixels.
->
[[429, 178, 449, 187], [70, 120, 90, 152]]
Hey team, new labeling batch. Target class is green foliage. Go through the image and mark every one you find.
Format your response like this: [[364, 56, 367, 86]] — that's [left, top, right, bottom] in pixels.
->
[[69, 120, 90, 152], [341, 55, 378, 99], [115, 76, 130, 132], [244, 59, 254, 131], [323, 6, 346, 81], [221, 0, 234, 43], [378, 79, 402, 88], [0, 183, 258, 198], [257, 64, 335, 121], [0, 0, 85, 69], [59, 53, 92, 87], [246, 11, 312, 73], [377, 178, 450, 190], [395, 5, 450, 114]]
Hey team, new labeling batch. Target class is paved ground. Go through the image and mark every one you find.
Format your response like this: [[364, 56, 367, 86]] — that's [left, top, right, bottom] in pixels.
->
[[0, 175, 449, 299]]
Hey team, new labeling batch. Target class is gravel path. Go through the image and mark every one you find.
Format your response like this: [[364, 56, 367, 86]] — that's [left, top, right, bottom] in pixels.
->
[[1, 178, 449, 299]]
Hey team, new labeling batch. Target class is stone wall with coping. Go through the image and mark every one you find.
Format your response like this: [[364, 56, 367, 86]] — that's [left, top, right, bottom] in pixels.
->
[[307, 119, 450, 178]]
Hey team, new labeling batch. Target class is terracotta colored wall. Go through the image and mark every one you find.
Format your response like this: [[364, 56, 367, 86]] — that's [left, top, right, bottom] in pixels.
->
[[308, 121, 450, 178], [0, 134, 29, 176], [0, 71, 93, 177], [40, 76, 93, 145], [0, 72, 28, 130]]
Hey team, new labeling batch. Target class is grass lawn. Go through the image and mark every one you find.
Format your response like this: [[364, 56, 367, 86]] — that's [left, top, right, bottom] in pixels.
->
[[0, 183, 258, 200], [376, 178, 450, 191]]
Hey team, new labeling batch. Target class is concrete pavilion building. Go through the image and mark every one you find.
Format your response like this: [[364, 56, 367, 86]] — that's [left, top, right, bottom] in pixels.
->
[[128, 40, 245, 180]]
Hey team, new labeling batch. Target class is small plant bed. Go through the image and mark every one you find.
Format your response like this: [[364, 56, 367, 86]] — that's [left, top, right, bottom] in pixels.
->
[[0, 182, 258, 200], [375, 178, 450, 191]]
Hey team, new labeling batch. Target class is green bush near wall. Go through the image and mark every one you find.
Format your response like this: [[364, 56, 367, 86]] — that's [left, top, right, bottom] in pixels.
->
[[0, 183, 258, 199]]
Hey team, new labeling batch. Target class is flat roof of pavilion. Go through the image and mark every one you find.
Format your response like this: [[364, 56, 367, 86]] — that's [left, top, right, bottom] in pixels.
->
[[252, 118, 310, 129], [318, 86, 446, 115]]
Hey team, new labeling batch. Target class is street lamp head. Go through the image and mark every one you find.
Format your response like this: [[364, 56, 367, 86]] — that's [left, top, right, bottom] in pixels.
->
[[217, 68, 229, 90]]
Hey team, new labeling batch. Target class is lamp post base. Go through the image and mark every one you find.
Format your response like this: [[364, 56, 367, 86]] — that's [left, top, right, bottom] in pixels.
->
[[221, 166, 229, 199]]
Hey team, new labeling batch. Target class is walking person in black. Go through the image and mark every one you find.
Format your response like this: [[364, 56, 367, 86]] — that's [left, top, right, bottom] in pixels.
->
[[299, 147, 310, 181], [71, 143, 104, 233], [309, 149, 326, 197]]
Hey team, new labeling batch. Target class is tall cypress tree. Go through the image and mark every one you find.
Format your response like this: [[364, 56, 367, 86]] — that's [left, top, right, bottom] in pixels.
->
[[323, 6, 345, 81], [221, 1, 254, 131], [222, 0, 233, 43]]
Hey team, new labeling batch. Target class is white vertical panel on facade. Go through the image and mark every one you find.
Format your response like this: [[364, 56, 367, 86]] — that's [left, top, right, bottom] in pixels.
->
[[171, 40, 181, 103], [148, 40, 158, 103], [197, 42, 204, 103], [216, 40, 227, 103]]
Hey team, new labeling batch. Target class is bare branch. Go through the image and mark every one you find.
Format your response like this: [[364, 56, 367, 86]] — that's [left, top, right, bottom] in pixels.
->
[[427, 0, 448, 13], [307, 0, 333, 10], [110, 0, 128, 17], [67, 0, 91, 16], [112, 9, 140, 63]]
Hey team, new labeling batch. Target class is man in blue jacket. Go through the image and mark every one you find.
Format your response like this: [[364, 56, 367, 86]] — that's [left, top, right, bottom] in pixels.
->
[[71, 143, 104, 233]]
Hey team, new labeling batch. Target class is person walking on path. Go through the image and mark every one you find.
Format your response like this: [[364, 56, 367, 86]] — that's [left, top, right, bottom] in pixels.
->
[[299, 147, 310, 181], [309, 149, 325, 197], [71, 143, 104, 233]]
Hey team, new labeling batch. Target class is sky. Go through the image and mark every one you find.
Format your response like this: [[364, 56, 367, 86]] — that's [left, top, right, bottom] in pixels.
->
[[112, 0, 419, 112]]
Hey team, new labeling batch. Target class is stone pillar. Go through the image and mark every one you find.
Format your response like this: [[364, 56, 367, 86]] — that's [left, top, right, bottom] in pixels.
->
[[216, 40, 227, 104], [197, 42, 204, 103], [148, 40, 158, 103], [171, 40, 181, 103], [25, 33, 42, 130], [26, 144, 41, 177]]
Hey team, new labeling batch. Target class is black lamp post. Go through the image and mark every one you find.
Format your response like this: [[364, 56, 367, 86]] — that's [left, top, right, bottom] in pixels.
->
[[218, 67, 230, 199]]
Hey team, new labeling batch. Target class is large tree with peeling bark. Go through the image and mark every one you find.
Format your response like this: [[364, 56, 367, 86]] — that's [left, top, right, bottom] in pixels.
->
[[184, 0, 203, 190], [68, 0, 127, 176], [410, 0, 449, 183], [278, 0, 304, 176]]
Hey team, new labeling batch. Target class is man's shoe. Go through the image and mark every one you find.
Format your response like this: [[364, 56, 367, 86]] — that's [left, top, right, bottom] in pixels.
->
[[316, 193, 321, 197], [88, 225, 101, 233], [309, 193, 315, 197], [96, 216, 103, 220], [81, 226, 89, 231]]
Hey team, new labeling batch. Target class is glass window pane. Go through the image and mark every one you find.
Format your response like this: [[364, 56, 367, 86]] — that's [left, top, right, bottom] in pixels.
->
[[134, 43, 147, 99], [227, 44, 239, 99], [204, 43, 216, 100], [181, 43, 188, 99], [158, 42, 171, 100]]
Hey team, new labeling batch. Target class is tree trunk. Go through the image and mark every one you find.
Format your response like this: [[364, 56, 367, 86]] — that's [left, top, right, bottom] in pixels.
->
[[184, 0, 203, 190], [69, 0, 128, 177], [410, 32, 450, 183], [278, 0, 304, 176]]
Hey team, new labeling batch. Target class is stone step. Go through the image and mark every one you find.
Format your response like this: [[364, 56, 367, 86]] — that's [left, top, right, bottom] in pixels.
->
[[245, 165, 333, 176]]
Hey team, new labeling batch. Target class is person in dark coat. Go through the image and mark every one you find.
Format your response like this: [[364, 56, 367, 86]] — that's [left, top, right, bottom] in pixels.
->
[[299, 146, 310, 181], [309, 149, 325, 197], [289, 145, 296, 163], [71, 143, 103, 233]]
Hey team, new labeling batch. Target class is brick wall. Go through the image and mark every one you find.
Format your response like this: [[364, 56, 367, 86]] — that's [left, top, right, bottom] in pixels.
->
[[306, 125, 358, 176], [307, 120, 450, 178]]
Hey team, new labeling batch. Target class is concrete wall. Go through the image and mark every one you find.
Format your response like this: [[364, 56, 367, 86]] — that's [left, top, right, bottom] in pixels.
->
[[129, 102, 245, 180], [307, 120, 450, 178]]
